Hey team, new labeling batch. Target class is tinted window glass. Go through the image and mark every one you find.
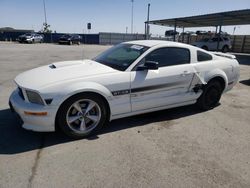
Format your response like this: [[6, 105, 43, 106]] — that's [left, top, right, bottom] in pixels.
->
[[212, 37, 223, 42], [145, 47, 190, 67], [197, 50, 212, 62]]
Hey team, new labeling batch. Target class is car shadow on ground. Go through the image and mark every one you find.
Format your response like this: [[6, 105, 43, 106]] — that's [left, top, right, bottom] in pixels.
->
[[0, 105, 203, 155], [235, 55, 250, 66], [239, 79, 250, 86]]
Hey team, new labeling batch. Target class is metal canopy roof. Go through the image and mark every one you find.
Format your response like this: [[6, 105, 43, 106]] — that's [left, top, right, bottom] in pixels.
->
[[147, 9, 250, 28]]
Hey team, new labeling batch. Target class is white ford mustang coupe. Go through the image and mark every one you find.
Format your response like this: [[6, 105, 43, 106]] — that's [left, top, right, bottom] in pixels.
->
[[9, 40, 240, 138]]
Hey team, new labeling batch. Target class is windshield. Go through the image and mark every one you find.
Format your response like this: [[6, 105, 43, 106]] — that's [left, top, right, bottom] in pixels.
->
[[93, 43, 149, 71]]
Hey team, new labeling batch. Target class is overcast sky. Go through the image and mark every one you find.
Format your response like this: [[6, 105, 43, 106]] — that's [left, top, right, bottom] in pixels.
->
[[1, 0, 250, 36]]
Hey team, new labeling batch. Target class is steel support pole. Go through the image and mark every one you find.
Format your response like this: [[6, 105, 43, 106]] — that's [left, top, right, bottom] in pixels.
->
[[182, 27, 184, 43], [173, 19, 177, 42], [43, 0, 47, 24], [217, 16, 223, 51], [131, 0, 134, 34], [146, 3, 150, 39], [216, 24, 222, 51]]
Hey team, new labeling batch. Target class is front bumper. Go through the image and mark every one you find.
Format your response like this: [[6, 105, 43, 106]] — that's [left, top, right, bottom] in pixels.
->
[[9, 89, 57, 132], [18, 38, 32, 43], [59, 40, 70, 44]]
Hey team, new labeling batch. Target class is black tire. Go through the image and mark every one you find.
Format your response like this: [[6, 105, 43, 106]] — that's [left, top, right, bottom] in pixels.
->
[[57, 93, 108, 139], [202, 46, 208, 51], [196, 80, 223, 110], [222, 45, 229, 53]]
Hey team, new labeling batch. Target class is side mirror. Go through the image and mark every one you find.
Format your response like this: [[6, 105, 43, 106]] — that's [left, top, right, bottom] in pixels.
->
[[136, 61, 159, 71]]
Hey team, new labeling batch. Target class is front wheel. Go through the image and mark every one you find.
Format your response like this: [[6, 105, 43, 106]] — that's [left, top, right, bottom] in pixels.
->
[[57, 93, 108, 138], [196, 80, 223, 110]]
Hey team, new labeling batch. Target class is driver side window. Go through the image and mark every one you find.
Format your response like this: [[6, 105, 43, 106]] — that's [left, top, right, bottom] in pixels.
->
[[144, 47, 190, 68]]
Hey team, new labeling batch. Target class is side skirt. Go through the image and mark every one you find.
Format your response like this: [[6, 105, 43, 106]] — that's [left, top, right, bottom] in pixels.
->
[[110, 100, 197, 121]]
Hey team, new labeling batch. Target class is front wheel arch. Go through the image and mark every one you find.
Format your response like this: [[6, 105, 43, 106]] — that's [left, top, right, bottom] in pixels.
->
[[55, 92, 111, 132]]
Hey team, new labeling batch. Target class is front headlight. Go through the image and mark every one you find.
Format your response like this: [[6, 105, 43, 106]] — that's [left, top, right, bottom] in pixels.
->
[[26, 90, 44, 105]]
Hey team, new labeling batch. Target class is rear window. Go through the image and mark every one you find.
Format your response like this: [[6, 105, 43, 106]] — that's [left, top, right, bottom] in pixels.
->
[[197, 50, 212, 62]]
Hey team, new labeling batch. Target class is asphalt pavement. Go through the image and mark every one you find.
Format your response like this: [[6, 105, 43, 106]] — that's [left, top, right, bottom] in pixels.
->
[[0, 42, 250, 188]]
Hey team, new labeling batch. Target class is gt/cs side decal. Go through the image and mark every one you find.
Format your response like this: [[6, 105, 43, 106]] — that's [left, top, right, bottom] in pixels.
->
[[111, 81, 186, 96], [112, 89, 130, 96]]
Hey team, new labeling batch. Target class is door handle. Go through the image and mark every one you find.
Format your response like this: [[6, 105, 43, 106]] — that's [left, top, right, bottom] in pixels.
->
[[181, 71, 191, 76]]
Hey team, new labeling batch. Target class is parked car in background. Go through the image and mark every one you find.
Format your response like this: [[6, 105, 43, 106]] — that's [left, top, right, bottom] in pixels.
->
[[9, 40, 239, 138], [192, 36, 232, 52], [18, 33, 44, 43], [58, 34, 81, 45]]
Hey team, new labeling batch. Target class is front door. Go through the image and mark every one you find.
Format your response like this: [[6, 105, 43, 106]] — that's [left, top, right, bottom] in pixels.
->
[[130, 47, 195, 112]]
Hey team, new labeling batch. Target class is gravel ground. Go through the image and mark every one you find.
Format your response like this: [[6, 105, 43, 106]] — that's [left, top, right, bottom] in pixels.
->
[[0, 42, 250, 188]]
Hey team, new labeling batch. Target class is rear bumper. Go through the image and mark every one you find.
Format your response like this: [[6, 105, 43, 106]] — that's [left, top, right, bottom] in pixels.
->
[[9, 89, 57, 132]]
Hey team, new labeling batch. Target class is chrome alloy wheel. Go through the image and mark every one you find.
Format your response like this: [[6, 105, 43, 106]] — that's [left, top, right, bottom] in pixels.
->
[[66, 99, 101, 134]]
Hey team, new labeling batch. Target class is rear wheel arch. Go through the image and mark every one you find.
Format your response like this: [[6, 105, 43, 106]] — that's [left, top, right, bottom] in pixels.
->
[[197, 76, 225, 110], [207, 76, 226, 91], [204, 68, 228, 91], [201, 45, 208, 50]]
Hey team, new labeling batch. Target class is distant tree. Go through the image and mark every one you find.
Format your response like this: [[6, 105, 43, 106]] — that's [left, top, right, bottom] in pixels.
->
[[40, 22, 52, 33]]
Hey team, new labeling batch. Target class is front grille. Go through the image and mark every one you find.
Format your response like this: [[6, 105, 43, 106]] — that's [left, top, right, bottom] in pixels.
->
[[18, 87, 25, 100]]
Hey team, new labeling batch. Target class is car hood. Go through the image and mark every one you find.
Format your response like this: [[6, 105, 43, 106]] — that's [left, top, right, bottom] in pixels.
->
[[15, 59, 117, 90]]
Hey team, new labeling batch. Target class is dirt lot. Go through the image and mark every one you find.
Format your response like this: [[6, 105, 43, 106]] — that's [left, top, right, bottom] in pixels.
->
[[0, 42, 250, 188]]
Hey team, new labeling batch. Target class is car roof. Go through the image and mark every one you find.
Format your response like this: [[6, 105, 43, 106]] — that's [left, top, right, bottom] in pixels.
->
[[124, 40, 193, 48]]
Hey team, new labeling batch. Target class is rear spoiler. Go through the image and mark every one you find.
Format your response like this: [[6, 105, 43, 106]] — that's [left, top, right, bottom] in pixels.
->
[[211, 52, 236, 59]]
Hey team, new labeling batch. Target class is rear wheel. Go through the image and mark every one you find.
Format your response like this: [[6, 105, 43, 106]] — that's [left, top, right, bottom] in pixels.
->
[[222, 45, 229, 53], [196, 80, 223, 110], [57, 93, 108, 138], [201, 46, 208, 51]]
